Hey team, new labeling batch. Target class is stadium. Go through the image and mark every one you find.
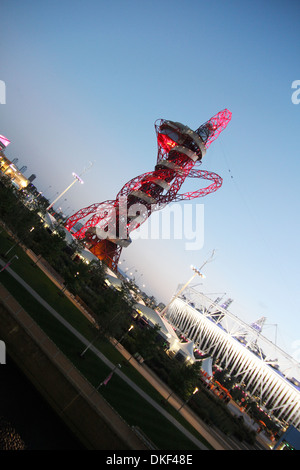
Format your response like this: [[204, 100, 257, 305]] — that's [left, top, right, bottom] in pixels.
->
[[162, 285, 300, 431]]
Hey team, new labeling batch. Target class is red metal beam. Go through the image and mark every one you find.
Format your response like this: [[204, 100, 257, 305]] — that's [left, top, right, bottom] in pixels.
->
[[65, 110, 232, 269]]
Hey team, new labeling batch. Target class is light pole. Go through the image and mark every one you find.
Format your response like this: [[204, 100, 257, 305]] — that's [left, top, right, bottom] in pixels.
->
[[0, 254, 18, 272], [115, 324, 134, 347], [124, 266, 135, 274], [46, 173, 84, 211], [96, 363, 122, 389], [178, 387, 199, 411], [160, 250, 216, 318], [79, 331, 101, 357], [62, 362, 122, 411], [4, 241, 21, 257], [46, 162, 93, 211]]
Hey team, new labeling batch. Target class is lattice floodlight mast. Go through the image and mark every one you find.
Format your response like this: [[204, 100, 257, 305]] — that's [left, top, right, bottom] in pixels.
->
[[65, 109, 232, 270]]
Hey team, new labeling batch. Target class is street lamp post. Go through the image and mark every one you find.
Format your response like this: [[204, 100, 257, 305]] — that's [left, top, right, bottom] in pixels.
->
[[178, 387, 199, 411], [115, 324, 134, 347], [63, 362, 122, 410], [46, 173, 84, 211], [46, 162, 93, 211], [0, 254, 18, 272], [160, 250, 216, 318], [4, 240, 21, 257], [4, 223, 39, 258], [79, 310, 130, 358], [79, 330, 101, 357], [96, 363, 122, 389]]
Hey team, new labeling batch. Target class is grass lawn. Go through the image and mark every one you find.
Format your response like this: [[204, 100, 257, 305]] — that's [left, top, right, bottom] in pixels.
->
[[0, 231, 213, 450]]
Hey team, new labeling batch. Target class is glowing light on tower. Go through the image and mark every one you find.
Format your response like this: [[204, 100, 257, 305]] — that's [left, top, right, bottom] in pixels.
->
[[65, 110, 232, 270], [0, 135, 11, 149]]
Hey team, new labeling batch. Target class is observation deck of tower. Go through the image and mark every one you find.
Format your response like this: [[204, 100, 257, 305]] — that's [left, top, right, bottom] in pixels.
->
[[65, 109, 232, 270]]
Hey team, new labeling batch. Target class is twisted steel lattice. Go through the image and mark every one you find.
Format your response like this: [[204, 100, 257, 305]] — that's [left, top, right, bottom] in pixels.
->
[[65, 109, 232, 269]]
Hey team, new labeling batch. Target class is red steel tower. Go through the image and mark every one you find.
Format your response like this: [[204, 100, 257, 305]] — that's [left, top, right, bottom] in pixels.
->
[[65, 109, 232, 270]]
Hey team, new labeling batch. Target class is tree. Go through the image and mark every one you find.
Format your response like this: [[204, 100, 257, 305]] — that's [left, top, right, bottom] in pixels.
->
[[167, 361, 202, 400], [92, 286, 133, 340], [127, 324, 161, 361], [84, 260, 106, 291]]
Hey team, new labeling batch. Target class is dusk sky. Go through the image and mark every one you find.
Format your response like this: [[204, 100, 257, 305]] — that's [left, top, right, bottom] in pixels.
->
[[1, 0, 300, 361]]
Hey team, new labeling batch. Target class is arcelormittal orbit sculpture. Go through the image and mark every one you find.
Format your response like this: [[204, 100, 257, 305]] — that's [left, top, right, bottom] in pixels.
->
[[65, 109, 232, 270]]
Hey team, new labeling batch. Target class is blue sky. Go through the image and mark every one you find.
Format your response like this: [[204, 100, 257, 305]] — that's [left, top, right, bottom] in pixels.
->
[[1, 0, 300, 360]]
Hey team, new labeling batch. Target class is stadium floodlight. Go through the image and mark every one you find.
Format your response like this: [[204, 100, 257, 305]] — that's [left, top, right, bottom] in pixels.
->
[[46, 162, 93, 211], [160, 250, 215, 318]]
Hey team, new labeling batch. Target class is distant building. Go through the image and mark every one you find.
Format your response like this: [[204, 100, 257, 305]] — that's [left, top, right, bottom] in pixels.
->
[[156, 302, 166, 313], [165, 286, 300, 431], [0, 152, 30, 189], [28, 174, 36, 183]]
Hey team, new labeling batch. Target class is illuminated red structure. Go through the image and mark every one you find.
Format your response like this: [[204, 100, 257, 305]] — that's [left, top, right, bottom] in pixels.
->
[[65, 109, 232, 270]]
